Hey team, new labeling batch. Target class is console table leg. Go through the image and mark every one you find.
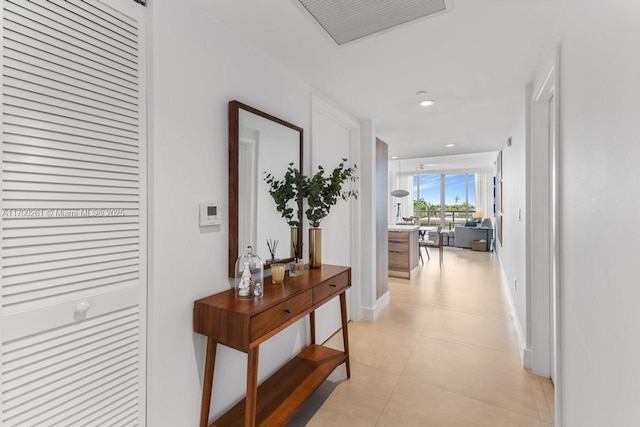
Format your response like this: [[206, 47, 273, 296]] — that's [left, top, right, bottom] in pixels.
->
[[339, 292, 351, 378], [246, 346, 260, 427], [309, 310, 316, 345], [200, 338, 217, 427]]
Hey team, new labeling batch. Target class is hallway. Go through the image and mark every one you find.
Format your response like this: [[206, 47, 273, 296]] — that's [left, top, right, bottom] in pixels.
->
[[299, 248, 554, 426]]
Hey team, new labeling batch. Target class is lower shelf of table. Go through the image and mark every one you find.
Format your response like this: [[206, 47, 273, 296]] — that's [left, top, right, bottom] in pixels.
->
[[211, 344, 347, 427]]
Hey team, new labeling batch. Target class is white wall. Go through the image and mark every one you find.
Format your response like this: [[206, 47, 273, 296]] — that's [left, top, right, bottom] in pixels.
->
[[146, 1, 356, 424], [359, 120, 380, 320], [496, 87, 530, 364], [537, 0, 640, 425], [310, 108, 353, 342]]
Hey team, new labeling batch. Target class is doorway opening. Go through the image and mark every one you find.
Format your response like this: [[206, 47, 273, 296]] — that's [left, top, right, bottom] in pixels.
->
[[530, 44, 561, 425]]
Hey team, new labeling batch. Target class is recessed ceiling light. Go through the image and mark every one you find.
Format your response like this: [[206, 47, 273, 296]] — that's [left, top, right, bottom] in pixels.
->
[[416, 91, 435, 107], [391, 156, 399, 159], [445, 143, 455, 148]]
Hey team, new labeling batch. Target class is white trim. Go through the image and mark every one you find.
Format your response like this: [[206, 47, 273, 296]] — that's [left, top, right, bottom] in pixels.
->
[[530, 43, 562, 426], [311, 92, 360, 129], [498, 256, 530, 367], [523, 349, 533, 368], [524, 83, 533, 355], [361, 290, 390, 322], [348, 119, 362, 322], [310, 93, 362, 322], [133, 3, 148, 423], [144, 0, 156, 421], [533, 67, 555, 103], [552, 44, 563, 427], [0, 4, 5, 420], [358, 120, 377, 321], [530, 67, 552, 379]]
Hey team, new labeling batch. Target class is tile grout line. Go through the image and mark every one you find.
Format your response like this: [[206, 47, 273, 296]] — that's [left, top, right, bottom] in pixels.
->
[[372, 369, 402, 427], [430, 305, 513, 320], [372, 294, 440, 426], [403, 376, 545, 424], [527, 371, 555, 423], [409, 252, 544, 422], [401, 372, 542, 422], [419, 334, 522, 358], [310, 249, 551, 425], [540, 378, 556, 417]]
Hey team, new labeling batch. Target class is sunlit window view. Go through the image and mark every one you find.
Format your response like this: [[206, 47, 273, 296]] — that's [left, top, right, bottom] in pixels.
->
[[413, 173, 476, 229]]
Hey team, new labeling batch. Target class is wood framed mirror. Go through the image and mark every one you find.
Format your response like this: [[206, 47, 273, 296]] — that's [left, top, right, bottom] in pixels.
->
[[228, 101, 303, 277]]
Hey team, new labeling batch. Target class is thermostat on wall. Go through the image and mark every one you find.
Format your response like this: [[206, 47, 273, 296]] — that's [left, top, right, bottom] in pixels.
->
[[200, 202, 221, 226]]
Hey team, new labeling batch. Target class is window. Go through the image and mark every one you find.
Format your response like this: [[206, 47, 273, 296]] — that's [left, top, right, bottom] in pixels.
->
[[413, 174, 440, 225], [412, 173, 476, 229]]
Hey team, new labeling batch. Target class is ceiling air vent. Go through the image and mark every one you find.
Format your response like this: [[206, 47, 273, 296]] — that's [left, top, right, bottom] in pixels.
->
[[295, 0, 453, 46]]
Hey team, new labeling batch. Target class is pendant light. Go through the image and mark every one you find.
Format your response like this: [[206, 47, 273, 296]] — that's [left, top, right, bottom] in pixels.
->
[[390, 158, 409, 198], [390, 158, 409, 223], [390, 189, 410, 197]]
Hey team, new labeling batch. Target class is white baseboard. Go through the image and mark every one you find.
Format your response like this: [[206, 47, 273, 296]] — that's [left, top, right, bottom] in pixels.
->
[[523, 348, 533, 368], [361, 290, 390, 322], [376, 291, 390, 318], [497, 256, 531, 368]]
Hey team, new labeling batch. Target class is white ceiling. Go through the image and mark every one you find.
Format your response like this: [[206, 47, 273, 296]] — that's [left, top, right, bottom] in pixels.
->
[[208, 0, 564, 160], [391, 152, 499, 175]]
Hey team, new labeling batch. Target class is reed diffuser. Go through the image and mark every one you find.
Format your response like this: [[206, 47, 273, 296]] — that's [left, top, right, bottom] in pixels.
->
[[289, 242, 304, 277], [266, 239, 278, 262]]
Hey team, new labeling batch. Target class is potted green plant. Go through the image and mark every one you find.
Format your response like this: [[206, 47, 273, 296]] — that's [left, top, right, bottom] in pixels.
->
[[264, 163, 301, 258], [302, 159, 358, 268]]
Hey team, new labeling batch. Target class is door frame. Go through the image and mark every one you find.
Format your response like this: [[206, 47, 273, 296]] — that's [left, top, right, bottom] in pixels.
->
[[530, 43, 562, 424], [310, 93, 361, 322]]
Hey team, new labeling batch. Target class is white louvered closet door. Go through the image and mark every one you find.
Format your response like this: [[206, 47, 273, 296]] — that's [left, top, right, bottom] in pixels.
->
[[0, 0, 147, 425]]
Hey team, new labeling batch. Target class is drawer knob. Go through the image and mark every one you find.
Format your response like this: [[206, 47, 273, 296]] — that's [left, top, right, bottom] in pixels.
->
[[74, 301, 90, 321], [330, 284, 337, 288], [285, 309, 292, 314], [75, 301, 90, 313]]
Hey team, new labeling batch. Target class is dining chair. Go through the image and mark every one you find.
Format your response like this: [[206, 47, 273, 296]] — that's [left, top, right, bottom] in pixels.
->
[[419, 225, 444, 266]]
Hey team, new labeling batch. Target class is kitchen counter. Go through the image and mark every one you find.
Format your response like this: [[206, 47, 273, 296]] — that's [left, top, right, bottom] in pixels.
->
[[387, 226, 419, 278], [388, 224, 420, 232]]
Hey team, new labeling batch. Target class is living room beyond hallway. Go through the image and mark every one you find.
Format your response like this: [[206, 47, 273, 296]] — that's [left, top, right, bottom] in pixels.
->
[[290, 247, 554, 426]]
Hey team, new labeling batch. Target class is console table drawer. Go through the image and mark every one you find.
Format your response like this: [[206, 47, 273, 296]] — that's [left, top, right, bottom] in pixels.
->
[[251, 291, 312, 341], [313, 271, 349, 304]]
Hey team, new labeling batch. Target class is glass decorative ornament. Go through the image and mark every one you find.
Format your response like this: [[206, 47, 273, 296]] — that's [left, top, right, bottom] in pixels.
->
[[234, 245, 264, 299]]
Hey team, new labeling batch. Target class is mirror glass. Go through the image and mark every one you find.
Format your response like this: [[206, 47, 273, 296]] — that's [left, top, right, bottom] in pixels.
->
[[229, 101, 303, 277]]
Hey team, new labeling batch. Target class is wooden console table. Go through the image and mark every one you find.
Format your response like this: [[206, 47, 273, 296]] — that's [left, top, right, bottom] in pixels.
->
[[194, 264, 351, 427]]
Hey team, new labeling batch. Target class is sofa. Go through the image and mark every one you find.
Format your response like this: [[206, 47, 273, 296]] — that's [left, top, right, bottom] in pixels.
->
[[452, 218, 494, 250]]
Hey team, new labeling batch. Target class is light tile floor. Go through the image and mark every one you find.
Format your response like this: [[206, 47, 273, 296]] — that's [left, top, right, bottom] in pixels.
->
[[301, 247, 555, 426]]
